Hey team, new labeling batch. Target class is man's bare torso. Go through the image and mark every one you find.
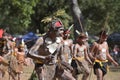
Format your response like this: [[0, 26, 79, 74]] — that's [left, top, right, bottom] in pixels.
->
[[76, 44, 86, 57], [94, 42, 108, 61]]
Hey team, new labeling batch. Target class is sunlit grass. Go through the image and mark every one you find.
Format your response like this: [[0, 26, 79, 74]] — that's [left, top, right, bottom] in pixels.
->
[[3, 65, 120, 80]]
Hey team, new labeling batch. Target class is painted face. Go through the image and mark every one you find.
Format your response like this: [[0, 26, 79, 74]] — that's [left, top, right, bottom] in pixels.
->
[[99, 34, 108, 42], [65, 33, 70, 37], [77, 37, 87, 44], [55, 27, 64, 36]]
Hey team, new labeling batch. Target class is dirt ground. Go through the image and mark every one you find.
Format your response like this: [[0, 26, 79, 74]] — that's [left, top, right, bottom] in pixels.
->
[[3, 64, 120, 80]]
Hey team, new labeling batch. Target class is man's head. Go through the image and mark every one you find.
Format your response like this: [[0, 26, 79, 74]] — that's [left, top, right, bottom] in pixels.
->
[[98, 30, 108, 42], [62, 29, 70, 39], [2, 33, 9, 39], [49, 19, 64, 36], [77, 33, 87, 44]]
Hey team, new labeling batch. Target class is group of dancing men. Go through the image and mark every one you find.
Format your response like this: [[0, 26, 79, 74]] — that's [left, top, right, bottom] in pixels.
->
[[0, 18, 119, 80]]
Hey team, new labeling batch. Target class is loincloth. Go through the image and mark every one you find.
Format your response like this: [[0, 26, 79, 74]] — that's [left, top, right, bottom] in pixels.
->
[[93, 60, 108, 76], [35, 63, 44, 68]]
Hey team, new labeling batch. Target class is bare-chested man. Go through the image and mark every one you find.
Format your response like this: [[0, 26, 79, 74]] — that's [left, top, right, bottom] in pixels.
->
[[73, 33, 92, 80], [0, 32, 19, 80], [16, 44, 26, 73], [62, 29, 73, 64], [90, 30, 118, 80], [0, 33, 11, 78], [29, 19, 65, 80], [54, 29, 75, 80]]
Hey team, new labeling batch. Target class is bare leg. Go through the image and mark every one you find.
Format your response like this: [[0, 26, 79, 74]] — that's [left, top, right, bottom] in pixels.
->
[[81, 65, 90, 80], [35, 67, 44, 80], [61, 70, 75, 80], [9, 71, 17, 80], [78, 60, 90, 80], [72, 68, 78, 80], [0, 71, 3, 80], [82, 72, 89, 80], [95, 69, 103, 80], [18, 73, 20, 80]]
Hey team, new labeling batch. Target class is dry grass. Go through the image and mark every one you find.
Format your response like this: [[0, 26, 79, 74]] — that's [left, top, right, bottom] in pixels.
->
[[3, 65, 120, 80], [3, 65, 34, 80], [78, 67, 120, 80]]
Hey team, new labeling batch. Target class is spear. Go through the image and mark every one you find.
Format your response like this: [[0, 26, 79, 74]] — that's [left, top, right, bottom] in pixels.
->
[[68, 24, 74, 31], [90, 13, 109, 53], [75, 30, 80, 35]]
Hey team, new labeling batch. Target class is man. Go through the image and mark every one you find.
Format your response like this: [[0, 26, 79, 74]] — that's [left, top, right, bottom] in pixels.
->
[[72, 33, 92, 80], [0, 33, 11, 66], [54, 29, 75, 80], [0, 32, 19, 80], [16, 44, 26, 73], [29, 18, 65, 80], [62, 29, 73, 64], [90, 30, 118, 80]]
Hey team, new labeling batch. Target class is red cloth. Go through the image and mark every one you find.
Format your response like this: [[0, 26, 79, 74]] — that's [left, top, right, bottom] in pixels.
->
[[0, 29, 4, 38], [54, 21, 62, 27]]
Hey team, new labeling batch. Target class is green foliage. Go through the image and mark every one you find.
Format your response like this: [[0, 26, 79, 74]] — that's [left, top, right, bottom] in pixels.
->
[[0, 0, 39, 34], [29, 70, 38, 80], [41, 9, 71, 28], [79, 0, 120, 35], [0, 0, 120, 35], [29, 0, 72, 33]]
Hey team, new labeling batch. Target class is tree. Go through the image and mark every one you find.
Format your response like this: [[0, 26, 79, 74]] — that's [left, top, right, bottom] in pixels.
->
[[0, 0, 39, 34], [70, 0, 85, 40], [29, 0, 72, 34], [0, 0, 120, 36], [79, 0, 120, 34]]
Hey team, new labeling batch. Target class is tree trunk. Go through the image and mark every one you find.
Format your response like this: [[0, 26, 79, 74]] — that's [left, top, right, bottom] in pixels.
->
[[70, 0, 84, 41]]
